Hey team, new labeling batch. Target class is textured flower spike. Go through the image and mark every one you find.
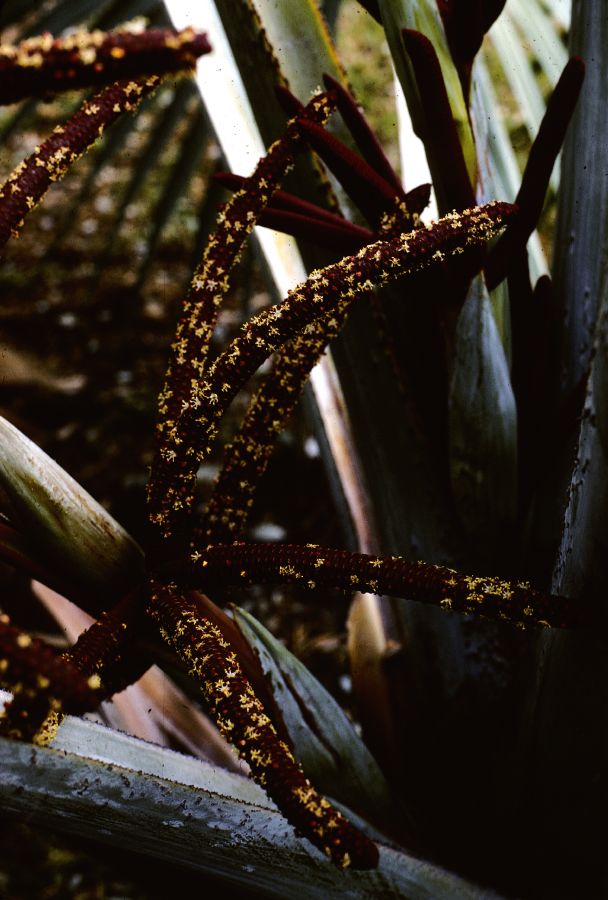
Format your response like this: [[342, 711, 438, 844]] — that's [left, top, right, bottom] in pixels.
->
[[0, 76, 161, 249], [485, 57, 585, 290], [401, 29, 475, 213], [219, 77, 432, 248], [189, 542, 577, 630], [147, 581, 379, 869], [202, 75, 435, 545], [200, 302, 350, 544], [154, 202, 515, 538], [148, 90, 337, 538], [0, 27, 211, 105], [205, 88, 436, 543], [0, 611, 102, 743], [63, 589, 150, 698]]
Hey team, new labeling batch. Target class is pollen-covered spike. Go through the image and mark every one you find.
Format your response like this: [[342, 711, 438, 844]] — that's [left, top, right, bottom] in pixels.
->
[[323, 74, 405, 196], [296, 117, 404, 227], [190, 543, 577, 630], [0, 76, 160, 250], [201, 301, 351, 544], [154, 202, 515, 536], [0, 27, 211, 106], [0, 612, 102, 742], [63, 590, 150, 697], [485, 57, 585, 290], [401, 29, 476, 213], [147, 582, 379, 869], [148, 90, 337, 537]]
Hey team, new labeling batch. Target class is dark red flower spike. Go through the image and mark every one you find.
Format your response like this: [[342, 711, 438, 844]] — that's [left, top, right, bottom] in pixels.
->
[[220, 79, 433, 246], [0, 612, 102, 742], [322, 73, 405, 196], [147, 581, 379, 869], [0, 76, 160, 250], [401, 29, 475, 214], [485, 57, 585, 290], [295, 117, 407, 229], [154, 202, 514, 536], [147, 90, 337, 541], [200, 301, 350, 544], [215, 179, 431, 253], [189, 542, 577, 630], [63, 589, 151, 698], [198, 203, 503, 544], [276, 84, 411, 230], [0, 27, 211, 106]]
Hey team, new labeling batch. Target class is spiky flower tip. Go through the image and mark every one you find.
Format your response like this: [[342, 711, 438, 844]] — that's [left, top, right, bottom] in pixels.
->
[[148, 90, 337, 534], [147, 582, 379, 869], [155, 201, 516, 531], [0, 76, 160, 249], [0, 27, 211, 105], [0, 612, 102, 742], [188, 542, 576, 630]]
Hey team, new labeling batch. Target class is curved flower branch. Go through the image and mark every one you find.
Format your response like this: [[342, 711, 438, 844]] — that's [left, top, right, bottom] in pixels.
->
[[152, 201, 515, 538], [0, 77, 160, 248]]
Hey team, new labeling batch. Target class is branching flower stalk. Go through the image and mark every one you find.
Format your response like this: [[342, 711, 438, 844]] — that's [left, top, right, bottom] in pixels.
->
[[153, 201, 514, 540], [0, 12, 585, 880]]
